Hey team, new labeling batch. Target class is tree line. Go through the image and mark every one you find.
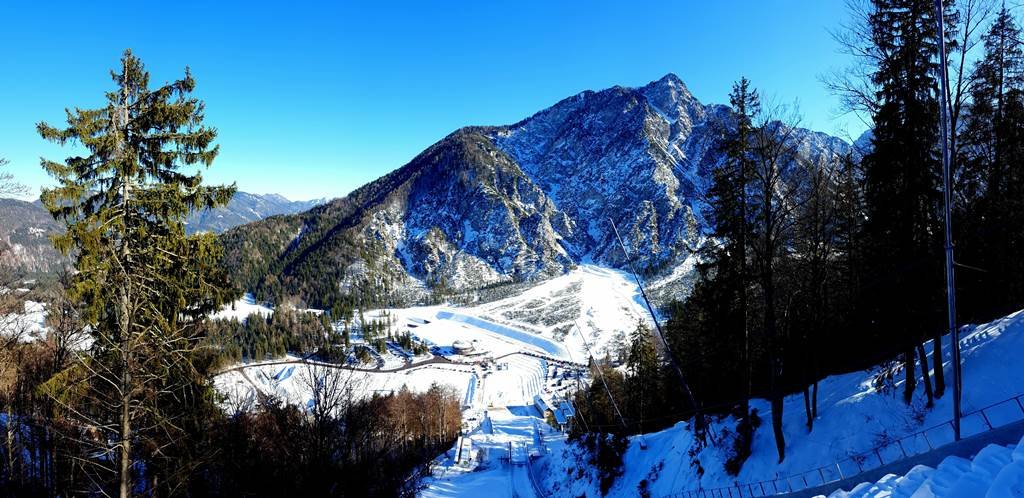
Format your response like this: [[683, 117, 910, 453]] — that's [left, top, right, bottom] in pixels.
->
[[574, 0, 1024, 481], [200, 307, 333, 368]]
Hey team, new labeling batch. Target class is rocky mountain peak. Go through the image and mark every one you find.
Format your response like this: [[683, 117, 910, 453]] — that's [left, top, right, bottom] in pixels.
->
[[220, 76, 853, 306]]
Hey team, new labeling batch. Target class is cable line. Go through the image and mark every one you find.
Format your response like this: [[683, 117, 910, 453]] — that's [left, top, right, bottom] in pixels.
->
[[572, 318, 629, 432]]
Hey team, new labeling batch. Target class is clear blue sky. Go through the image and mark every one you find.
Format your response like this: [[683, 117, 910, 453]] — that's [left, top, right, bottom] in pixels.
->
[[0, 0, 861, 201]]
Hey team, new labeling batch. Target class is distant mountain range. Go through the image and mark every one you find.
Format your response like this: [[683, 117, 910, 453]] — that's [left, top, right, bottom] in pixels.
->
[[185, 192, 329, 234], [219, 74, 854, 307], [0, 192, 327, 275]]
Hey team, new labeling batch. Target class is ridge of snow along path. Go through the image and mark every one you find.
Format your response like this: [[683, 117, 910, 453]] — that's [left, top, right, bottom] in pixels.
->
[[820, 433, 1024, 497]]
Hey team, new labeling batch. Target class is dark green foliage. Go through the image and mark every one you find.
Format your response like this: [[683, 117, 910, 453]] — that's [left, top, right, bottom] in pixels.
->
[[201, 307, 332, 367], [858, 0, 954, 404], [625, 323, 660, 435], [957, 6, 1024, 323], [36, 49, 237, 496]]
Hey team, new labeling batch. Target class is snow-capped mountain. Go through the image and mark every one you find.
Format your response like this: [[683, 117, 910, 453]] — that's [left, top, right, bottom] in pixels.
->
[[221, 74, 852, 305], [0, 192, 324, 276], [185, 192, 329, 234]]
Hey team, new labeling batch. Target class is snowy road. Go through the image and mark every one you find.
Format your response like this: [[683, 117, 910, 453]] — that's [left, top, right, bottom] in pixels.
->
[[422, 409, 552, 498], [509, 464, 539, 498]]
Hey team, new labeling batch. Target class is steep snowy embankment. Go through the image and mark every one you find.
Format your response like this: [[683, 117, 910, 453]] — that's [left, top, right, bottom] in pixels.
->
[[539, 309, 1024, 497], [824, 435, 1024, 497]]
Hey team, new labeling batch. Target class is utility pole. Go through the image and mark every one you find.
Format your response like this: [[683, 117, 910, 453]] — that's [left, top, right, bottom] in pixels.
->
[[934, 0, 962, 441]]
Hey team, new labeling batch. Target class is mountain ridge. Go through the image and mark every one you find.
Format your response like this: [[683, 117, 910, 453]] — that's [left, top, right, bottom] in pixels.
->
[[0, 192, 324, 276], [220, 73, 854, 307]]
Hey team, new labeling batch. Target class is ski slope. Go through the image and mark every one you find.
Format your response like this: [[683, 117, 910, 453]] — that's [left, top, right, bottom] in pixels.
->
[[475, 265, 653, 362], [423, 409, 548, 498]]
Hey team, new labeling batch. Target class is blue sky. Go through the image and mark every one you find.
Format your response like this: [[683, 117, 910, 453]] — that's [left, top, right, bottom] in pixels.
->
[[0, 1, 861, 201]]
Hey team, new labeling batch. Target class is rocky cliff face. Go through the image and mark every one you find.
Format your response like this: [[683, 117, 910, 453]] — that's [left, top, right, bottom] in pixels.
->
[[221, 74, 852, 305], [0, 198, 65, 275]]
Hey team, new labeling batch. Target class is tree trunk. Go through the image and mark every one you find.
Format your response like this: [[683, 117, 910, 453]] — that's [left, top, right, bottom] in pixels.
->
[[771, 394, 785, 463], [803, 385, 813, 431], [916, 343, 934, 407], [120, 391, 131, 498], [811, 380, 818, 419], [903, 347, 916, 404], [119, 290, 132, 498], [932, 331, 945, 398]]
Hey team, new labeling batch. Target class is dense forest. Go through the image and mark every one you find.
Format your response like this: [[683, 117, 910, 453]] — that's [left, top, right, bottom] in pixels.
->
[[200, 307, 334, 367], [572, 0, 1024, 478]]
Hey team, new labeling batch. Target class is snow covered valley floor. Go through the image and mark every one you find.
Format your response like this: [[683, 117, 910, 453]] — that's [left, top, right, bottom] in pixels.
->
[[210, 267, 1024, 497], [418, 309, 1024, 497]]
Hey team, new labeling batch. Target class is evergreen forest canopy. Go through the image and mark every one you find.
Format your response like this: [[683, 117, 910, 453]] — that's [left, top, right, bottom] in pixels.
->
[[574, 0, 1024, 478], [0, 50, 460, 497]]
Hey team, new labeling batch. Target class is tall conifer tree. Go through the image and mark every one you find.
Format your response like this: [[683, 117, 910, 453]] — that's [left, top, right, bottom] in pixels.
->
[[860, 0, 954, 404], [961, 5, 1024, 319], [38, 49, 235, 497]]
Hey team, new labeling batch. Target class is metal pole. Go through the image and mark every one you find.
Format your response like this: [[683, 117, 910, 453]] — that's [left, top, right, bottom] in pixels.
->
[[934, 0, 961, 442]]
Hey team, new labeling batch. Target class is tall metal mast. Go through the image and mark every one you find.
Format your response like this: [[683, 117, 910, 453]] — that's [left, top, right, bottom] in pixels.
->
[[934, 0, 962, 441]]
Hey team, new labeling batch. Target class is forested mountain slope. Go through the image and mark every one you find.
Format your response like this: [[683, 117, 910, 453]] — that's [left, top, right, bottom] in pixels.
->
[[221, 74, 851, 307]]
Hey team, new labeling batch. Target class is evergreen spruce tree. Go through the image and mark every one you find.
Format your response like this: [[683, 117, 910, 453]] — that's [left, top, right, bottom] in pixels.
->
[[961, 5, 1024, 319], [664, 78, 761, 450], [38, 49, 235, 497], [625, 322, 659, 434], [859, 0, 953, 404], [720, 78, 758, 409]]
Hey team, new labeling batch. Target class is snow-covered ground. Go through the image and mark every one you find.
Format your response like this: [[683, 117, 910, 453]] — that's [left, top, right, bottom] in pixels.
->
[[423, 408, 552, 498], [824, 435, 1024, 498], [474, 265, 652, 362], [211, 293, 274, 322], [214, 355, 476, 408], [533, 309, 1024, 497], [1, 299, 48, 341]]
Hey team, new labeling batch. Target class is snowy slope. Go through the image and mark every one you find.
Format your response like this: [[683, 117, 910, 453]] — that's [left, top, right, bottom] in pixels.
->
[[215, 358, 476, 409], [824, 436, 1024, 498], [533, 309, 1024, 497], [473, 265, 654, 362], [210, 293, 274, 322]]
